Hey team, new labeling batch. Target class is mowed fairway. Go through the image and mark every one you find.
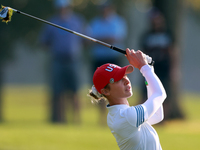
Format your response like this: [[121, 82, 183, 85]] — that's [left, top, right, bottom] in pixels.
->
[[0, 85, 200, 150]]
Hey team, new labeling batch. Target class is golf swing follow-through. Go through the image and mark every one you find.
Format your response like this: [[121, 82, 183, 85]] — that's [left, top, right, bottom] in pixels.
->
[[89, 48, 166, 149], [0, 4, 167, 150]]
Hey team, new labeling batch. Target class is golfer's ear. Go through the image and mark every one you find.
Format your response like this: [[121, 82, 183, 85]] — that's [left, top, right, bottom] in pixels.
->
[[101, 88, 110, 96]]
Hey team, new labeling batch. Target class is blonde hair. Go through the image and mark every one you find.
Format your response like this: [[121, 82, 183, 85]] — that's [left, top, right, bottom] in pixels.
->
[[88, 85, 109, 103]]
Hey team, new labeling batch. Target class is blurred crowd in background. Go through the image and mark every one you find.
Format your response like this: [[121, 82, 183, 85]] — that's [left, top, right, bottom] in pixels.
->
[[0, 0, 200, 125]]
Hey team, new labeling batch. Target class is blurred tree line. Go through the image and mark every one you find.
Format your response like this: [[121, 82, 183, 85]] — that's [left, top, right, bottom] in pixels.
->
[[0, 0, 200, 122]]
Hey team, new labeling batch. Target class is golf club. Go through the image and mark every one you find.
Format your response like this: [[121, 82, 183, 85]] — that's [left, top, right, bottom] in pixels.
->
[[0, 5, 154, 65]]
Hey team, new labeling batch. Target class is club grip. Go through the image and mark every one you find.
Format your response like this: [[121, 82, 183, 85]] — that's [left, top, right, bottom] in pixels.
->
[[111, 46, 155, 66], [111, 46, 126, 54]]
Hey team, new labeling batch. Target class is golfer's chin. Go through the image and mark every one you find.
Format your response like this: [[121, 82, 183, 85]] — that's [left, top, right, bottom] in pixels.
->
[[125, 91, 133, 98]]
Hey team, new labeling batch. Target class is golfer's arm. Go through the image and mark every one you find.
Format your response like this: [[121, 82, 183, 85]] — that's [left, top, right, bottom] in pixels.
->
[[140, 65, 167, 120], [146, 85, 164, 124], [147, 106, 164, 125]]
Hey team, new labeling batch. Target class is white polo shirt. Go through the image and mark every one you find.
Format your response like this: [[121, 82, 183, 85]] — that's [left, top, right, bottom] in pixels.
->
[[107, 104, 162, 150], [106, 65, 166, 150]]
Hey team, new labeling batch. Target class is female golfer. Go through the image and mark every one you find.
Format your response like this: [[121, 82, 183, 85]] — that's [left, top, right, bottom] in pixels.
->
[[89, 48, 167, 150]]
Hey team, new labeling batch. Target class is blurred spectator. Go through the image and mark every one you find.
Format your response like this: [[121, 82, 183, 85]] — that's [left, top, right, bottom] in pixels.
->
[[87, 2, 127, 125], [139, 8, 184, 120], [39, 0, 86, 123]]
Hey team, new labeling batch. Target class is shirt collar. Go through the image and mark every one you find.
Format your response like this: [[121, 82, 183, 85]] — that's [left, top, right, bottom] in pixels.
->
[[107, 104, 129, 113]]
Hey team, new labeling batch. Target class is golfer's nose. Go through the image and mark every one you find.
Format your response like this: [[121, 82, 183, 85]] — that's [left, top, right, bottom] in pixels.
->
[[123, 76, 129, 85]]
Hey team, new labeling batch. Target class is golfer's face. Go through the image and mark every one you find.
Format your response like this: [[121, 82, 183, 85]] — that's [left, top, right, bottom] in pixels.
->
[[109, 75, 132, 99]]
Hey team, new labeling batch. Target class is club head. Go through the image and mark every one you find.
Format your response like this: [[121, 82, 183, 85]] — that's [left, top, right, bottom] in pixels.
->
[[0, 6, 15, 23], [0, 7, 9, 19]]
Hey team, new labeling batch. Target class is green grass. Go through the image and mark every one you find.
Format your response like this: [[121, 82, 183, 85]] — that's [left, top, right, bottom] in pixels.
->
[[0, 85, 200, 150]]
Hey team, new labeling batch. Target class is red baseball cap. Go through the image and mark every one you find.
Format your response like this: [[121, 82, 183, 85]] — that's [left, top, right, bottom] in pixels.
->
[[93, 63, 134, 94]]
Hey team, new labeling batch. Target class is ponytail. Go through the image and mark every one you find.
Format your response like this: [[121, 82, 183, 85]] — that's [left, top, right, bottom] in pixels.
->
[[88, 85, 108, 103]]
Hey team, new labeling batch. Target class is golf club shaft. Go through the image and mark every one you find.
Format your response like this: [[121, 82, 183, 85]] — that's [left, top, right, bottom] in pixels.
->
[[15, 9, 126, 54], [8, 7, 154, 65]]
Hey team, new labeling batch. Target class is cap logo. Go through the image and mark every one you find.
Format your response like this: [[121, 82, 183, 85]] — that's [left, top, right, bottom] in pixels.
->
[[105, 64, 116, 72], [110, 78, 114, 83]]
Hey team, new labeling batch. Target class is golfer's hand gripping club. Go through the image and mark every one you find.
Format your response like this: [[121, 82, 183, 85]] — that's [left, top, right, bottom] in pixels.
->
[[111, 46, 154, 66]]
